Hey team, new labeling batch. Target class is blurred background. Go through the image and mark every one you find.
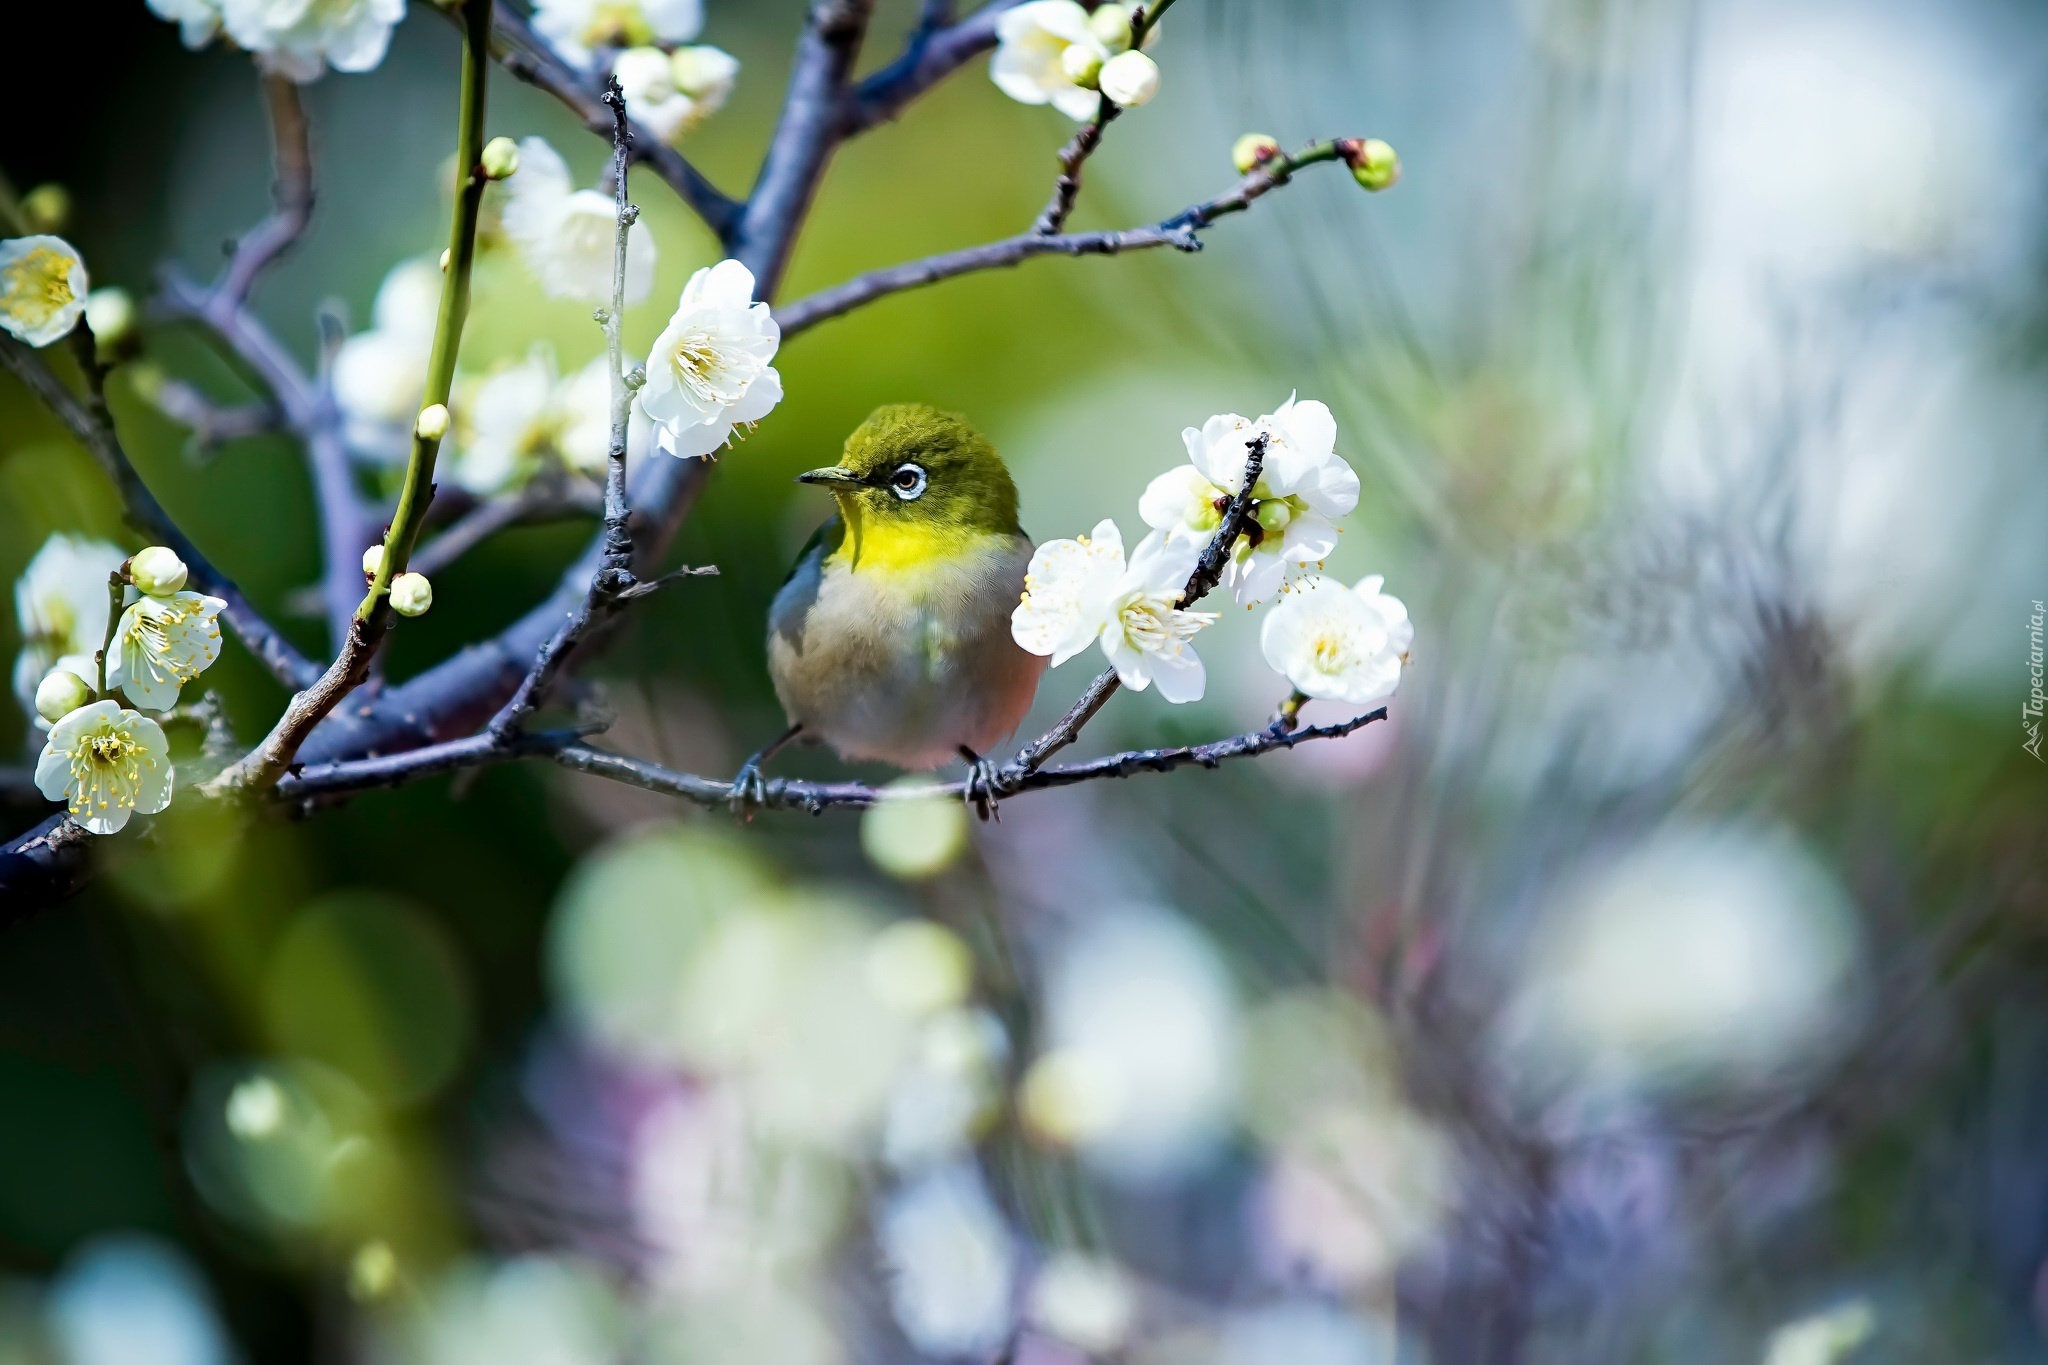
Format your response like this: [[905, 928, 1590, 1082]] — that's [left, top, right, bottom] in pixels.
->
[[3, 0, 2047, 1360]]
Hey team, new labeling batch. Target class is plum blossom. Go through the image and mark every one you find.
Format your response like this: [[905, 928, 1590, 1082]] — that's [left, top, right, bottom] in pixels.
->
[[451, 349, 561, 495], [532, 0, 702, 70], [501, 137, 657, 304], [613, 44, 739, 144], [108, 588, 228, 711], [13, 534, 125, 714], [990, 1, 1106, 121], [35, 700, 174, 835], [638, 259, 783, 459], [218, 0, 406, 81], [1258, 574, 1411, 705], [0, 235, 89, 348], [556, 354, 654, 477], [1011, 519, 1217, 703], [146, 0, 224, 48], [333, 257, 441, 457], [1138, 394, 1360, 606]]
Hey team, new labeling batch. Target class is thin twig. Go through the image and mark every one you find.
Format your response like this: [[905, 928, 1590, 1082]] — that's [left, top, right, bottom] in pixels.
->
[[774, 139, 1352, 339], [480, 2, 741, 240], [842, 0, 1025, 135], [273, 724, 608, 803], [0, 334, 321, 692], [142, 377, 283, 454], [487, 80, 646, 740], [206, 0, 497, 796]]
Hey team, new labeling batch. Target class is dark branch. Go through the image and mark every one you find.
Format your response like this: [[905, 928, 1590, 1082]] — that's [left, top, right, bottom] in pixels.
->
[[0, 334, 321, 692], [729, 0, 879, 296], [216, 75, 315, 310], [774, 139, 1352, 339], [482, 3, 741, 240], [408, 478, 604, 579], [843, 0, 1024, 135]]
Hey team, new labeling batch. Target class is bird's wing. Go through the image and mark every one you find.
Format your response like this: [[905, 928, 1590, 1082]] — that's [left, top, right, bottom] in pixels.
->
[[780, 515, 844, 588]]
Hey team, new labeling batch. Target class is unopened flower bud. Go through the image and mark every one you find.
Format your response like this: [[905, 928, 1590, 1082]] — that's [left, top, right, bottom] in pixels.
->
[[35, 668, 94, 724], [480, 136, 520, 180], [1098, 49, 1159, 108], [390, 572, 433, 617], [414, 403, 450, 441], [1344, 137, 1401, 191], [362, 544, 386, 580], [1088, 4, 1133, 52], [84, 287, 137, 349], [1254, 498, 1294, 538], [21, 183, 71, 234], [129, 545, 189, 597], [439, 248, 451, 272], [1232, 133, 1283, 174], [1060, 42, 1104, 90]]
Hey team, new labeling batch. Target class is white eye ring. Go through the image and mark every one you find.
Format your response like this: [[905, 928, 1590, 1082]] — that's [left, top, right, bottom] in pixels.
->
[[889, 464, 928, 500]]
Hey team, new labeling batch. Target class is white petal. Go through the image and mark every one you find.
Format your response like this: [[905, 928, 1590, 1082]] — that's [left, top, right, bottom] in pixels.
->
[[1146, 643, 1207, 704], [641, 0, 703, 42], [699, 258, 761, 308], [1099, 630, 1153, 692], [33, 737, 70, 802], [1278, 512, 1339, 566], [656, 417, 734, 460], [1012, 528, 1124, 665], [1227, 547, 1289, 607], [1137, 464, 1219, 536], [1049, 84, 1104, 121], [1186, 413, 1255, 491], [1124, 530, 1198, 597], [726, 365, 783, 425]]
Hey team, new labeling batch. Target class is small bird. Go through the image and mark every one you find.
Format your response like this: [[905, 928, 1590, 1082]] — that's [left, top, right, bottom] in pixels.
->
[[733, 404, 1048, 814]]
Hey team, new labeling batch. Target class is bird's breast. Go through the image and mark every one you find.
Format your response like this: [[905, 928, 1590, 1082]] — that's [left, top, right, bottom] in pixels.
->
[[766, 533, 1047, 769]]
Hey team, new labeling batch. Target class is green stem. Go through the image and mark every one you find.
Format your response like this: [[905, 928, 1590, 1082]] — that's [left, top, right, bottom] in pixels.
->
[[96, 568, 127, 699], [359, 0, 494, 620], [1133, 0, 1176, 44]]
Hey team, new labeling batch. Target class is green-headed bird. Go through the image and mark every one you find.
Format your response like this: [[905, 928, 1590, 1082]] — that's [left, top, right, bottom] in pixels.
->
[[733, 404, 1048, 812]]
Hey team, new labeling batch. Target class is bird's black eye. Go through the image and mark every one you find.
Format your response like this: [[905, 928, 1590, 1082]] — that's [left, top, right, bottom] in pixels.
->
[[889, 463, 928, 500]]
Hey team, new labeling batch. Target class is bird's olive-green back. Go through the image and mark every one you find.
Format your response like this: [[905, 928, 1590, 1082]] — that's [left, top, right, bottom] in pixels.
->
[[836, 404, 1023, 537]]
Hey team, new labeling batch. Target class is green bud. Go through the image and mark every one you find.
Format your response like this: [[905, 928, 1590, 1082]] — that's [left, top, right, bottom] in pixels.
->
[[362, 545, 386, 581], [480, 136, 520, 180], [129, 545, 189, 597], [1254, 498, 1295, 537], [415, 403, 450, 441], [390, 572, 433, 617], [84, 287, 137, 351], [1232, 133, 1282, 175], [1345, 137, 1401, 191], [34, 668, 94, 724], [21, 183, 71, 234], [1098, 49, 1159, 107], [1088, 4, 1133, 52], [1060, 42, 1104, 90]]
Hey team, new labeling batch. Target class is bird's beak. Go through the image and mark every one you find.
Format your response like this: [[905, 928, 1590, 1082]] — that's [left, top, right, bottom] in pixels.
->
[[796, 466, 864, 489]]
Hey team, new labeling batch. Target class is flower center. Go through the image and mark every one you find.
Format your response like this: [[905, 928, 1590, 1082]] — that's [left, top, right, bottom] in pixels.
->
[[3, 247, 76, 327], [1117, 593, 1215, 655], [68, 725, 154, 814], [129, 599, 207, 681], [581, 0, 654, 48], [667, 328, 745, 407], [1311, 631, 1354, 674]]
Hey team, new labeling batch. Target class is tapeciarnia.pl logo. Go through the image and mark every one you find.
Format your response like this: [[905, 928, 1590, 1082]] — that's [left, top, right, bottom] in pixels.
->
[[2027, 599, 2045, 761]]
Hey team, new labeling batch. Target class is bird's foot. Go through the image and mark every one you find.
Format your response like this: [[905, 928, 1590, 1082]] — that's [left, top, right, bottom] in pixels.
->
[[727, 759, 771, 820], [960, 747, 1004, 823]]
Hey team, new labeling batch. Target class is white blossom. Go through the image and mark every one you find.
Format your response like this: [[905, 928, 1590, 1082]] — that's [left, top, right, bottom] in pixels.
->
[[333, 257, 441, 457], [613, 44, 736, 144], [990, 1, 1106, 121], [451, 350, 560, 494], [35, 700, 174, 835], [13, 533, 125, 714], [501, 137, 657, 304], [1257, 573, 1411, 706], [1011, 519, 1216, 703], [219, 0, 405, 81], [638, 259, 782, 459], [146, 0, 224, 48], [1139, 393, 1360, 606], [556, 354, 653, 477], [1098, 49, 1159, 107], [107, 590, 227, 711], [532, 0, 702, 70], [0, 235, 89, 348]]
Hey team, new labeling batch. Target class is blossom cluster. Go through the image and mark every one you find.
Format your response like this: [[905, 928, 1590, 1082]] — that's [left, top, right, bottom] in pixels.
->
[[145, 0, 405, 82], [14, 539, 227, 835], [991, 0, 1163, 119], [1012, 395, 1412, 708]]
